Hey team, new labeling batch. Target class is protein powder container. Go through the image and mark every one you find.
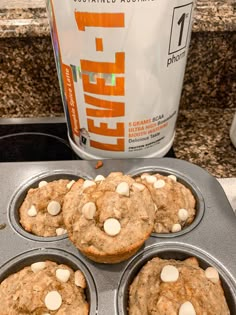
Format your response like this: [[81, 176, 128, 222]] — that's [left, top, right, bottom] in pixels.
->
[[46, 0, 196, 159]]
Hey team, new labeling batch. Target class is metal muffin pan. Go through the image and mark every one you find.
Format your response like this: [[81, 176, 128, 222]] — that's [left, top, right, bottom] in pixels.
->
[[0, 158, 236, 314], [9, 169, 91, 242], [117, 243, 236, 314], [130, 166, 205, 237], [0, 248, 98, 315]]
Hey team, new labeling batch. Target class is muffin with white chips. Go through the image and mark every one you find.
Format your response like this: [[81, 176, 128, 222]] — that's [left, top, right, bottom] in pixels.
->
[[19, 179, 75, 237], [136, 173, 196, 233], [128, 256, 230, 314], [0, 261, 88, 314], [62, 172, 155, 263]]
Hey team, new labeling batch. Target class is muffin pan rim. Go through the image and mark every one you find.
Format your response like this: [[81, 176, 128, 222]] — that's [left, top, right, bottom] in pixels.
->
[[8, 169, 92, 242], [8, 166, 204, 240], [129, 166, 205, 238], [0, 158, 235, 315], [0, 247, 98, 315], [116, 241, 236, 315]]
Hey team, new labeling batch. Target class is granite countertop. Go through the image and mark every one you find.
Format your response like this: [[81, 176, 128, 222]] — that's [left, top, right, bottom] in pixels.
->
[[174, 108, 236, 178], [0, 0, 235, 179], [0, 0, 235, 38]]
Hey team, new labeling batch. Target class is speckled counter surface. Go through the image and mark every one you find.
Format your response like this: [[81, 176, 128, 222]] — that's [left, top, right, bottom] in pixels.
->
[[0, 0, 235, 114], [0, 0, 235, 37], [174, 108, 236, 178], [0, 0, 235, 178], [0, 109, 235, 178]]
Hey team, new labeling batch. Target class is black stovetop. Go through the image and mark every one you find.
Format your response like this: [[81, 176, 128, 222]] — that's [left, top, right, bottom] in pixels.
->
[[0, 119, 175, 162]]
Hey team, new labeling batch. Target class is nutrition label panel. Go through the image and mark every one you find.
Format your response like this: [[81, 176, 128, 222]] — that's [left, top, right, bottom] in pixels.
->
[[168, 2, 193, 54]]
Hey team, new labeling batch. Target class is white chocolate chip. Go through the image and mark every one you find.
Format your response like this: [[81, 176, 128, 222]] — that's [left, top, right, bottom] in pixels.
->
[[116, 182, 129, 196], [141, 173, 149, 180], [94, 175, 105, 182], [74, 270, 86, 288], [171, 223, 182, 233], [56, 269, 70, 283], [82, 180, 96, 190], [66, 180, 75, 189], [27, 205, 37, 217], [38, 180, 48, 188], [154, 204, 158, 211], [154, 179, 165, 189], [47, 201, 61, 216], [168, 175, 177, 181], [178, 209, 189, 221], [44, 291, 62, 311], [179, 301, 196, 315], [132, 183, 145, 191], [31, 262, 46, 273], [82, 202, 96, 220], [42, 313, 51, 315], [146, 175, 157, 184], [205, 267, 220, 283], [104, 218, 121, 236], [160, 265, 179, 282], [56, 228, 67, 236]]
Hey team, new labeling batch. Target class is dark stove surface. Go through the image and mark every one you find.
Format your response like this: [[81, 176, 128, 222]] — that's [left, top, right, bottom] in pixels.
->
[[0, 118, 175, 162]]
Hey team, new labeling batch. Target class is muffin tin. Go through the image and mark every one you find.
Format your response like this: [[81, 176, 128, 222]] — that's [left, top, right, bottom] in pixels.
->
[[0, 158, 236, 314]]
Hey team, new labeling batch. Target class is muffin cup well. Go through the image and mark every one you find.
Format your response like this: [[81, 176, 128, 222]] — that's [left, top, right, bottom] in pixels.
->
[[8, 170, 90, 242], [117, 242, 236, 314], [129, 167, 205, 237], [0, 248, 97, 315]]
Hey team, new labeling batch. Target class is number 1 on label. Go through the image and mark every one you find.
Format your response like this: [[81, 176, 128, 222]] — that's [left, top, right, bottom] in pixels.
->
[[177, 13, 185, 46]]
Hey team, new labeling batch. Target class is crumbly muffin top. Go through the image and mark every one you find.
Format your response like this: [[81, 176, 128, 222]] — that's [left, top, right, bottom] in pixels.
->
[[136, 173, 196, 233], [19, 179, 75, 237], [129, 257, 230, 315], [0, 260, 88, 315], [62, 172, 155, 259]]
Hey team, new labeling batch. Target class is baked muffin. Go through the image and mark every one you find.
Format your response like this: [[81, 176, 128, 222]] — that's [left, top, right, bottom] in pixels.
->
[[0, 260, 88, 314], [136, 173, 196, 233], [19, 179, 75, 237], [129, 256, 230, 314], [62, 172, 155, 263]]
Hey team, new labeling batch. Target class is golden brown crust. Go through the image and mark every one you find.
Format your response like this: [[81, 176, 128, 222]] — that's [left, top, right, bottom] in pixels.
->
[[63, 172, 155, 263], [129, 257, 230, 315], [136, 173, 196, 233], [0, 261, 89, 315], [19, 179, 72, 237], [73, 230, 151, 263]]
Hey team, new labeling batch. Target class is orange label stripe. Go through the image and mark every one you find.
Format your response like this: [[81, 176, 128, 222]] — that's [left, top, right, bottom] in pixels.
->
[[74, 12, 125, 31], [96, 38, 103, 51], [62, 63, 80, 136], [81, 52, 124, 74], [88, 120, 124, 136], [85, 94, 125, 117], [82, 75, 124, 96], [90, 139, 125, 151]]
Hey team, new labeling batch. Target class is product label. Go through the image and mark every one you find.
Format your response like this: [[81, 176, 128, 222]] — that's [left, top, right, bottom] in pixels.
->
[[48, 0, 194, 158]]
